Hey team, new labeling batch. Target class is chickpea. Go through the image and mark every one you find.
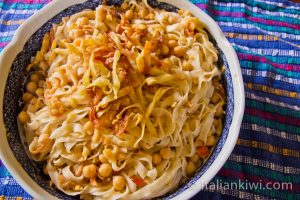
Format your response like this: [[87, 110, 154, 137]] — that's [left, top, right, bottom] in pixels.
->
[[190, 154, 200, 164], [155, 49, 161, 56], [99, 154, 108, 163], [113, 176, 126, 191], [30, 74, 39, 82], [76, 29, 85, 38], [73, 38, 81, 47], [161, 59, 171, 70], [178, 9, 185, 15], [30, 97, 38, 104], [152, 153, 162, 165], [214, 119, 222, 136], [211, 92, 220, 104], [162, 34, 169, 42], [161, 44, 169, 56], [168, 40, 178, 48], [35, 88, 44, 97], [103, 149, 115, 160], [186, 161, 196, 175], [26, 81, 38, 93], [125, 10, 133, 20], [183, 61, 193, 71], [74, 185, 83, 191], [139, 9, 148, 18], [106, 14, 113, 21], [206, 136, 217, 146], [121, 2, 129, 10], [98, 163, 112, 177], [82, 164, 97, 179], [160, 147, 174, 160], [37, 80, 45, 88], [78, 17, 89, 26], [18, 111, 30, 124], [148, 13, 155, 20], [22, 92, 33, 102], [39, 61, 48, 71], [174, 46, 186, 57], [213, 118, 219, 127], [215, 105, 224, 117]]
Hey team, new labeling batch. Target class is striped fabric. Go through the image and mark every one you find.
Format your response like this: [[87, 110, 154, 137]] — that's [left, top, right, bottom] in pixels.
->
[[0, 0, 299, 199]]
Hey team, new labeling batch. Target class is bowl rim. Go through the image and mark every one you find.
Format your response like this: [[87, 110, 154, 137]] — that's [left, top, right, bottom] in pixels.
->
[[0, 0, 245, 199]]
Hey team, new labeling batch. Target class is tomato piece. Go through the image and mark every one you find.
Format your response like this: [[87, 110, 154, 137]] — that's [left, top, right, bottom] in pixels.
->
[[131, 176, 146, 187], [197, 146, 209, 158]]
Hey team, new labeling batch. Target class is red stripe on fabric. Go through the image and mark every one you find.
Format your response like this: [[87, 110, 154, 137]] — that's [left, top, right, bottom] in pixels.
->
[[0, 42, 9, 48], [218, 168, 299, 192], [248, 16, 300, 30], [1, 0, 50, 4], [245, 107, 300, 126], [212, 10, 244, 18], [196, 4, 207, 9], [238, 53, 300, 72]]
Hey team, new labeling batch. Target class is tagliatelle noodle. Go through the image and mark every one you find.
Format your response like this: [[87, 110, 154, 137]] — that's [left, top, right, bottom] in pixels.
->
[[20, 0, 225, 199]]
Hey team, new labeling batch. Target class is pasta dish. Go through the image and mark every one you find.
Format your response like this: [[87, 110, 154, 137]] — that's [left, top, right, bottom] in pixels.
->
[[18, 0, 225, 199]]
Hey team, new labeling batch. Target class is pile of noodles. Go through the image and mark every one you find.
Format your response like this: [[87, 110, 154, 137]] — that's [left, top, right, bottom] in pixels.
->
[[21, 0, 225, 199]]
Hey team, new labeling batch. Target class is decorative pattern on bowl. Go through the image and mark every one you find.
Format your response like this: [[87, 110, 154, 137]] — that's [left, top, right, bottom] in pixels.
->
[[2, 0, 236, 199]]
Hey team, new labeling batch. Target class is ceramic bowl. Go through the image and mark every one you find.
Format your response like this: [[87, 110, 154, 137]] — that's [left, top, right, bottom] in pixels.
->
[[0, 0, 244, 199]]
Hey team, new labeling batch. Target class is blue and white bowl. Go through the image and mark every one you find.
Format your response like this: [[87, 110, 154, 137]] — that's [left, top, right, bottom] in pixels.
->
[[0, 0, 244, 199]]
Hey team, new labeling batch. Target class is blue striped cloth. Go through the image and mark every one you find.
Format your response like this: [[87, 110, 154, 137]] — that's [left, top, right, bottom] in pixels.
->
[[0, 0, 300, 199]]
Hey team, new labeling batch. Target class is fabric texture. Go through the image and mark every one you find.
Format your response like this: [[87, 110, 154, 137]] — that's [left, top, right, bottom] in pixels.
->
[[0, 0, 299, 199]]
